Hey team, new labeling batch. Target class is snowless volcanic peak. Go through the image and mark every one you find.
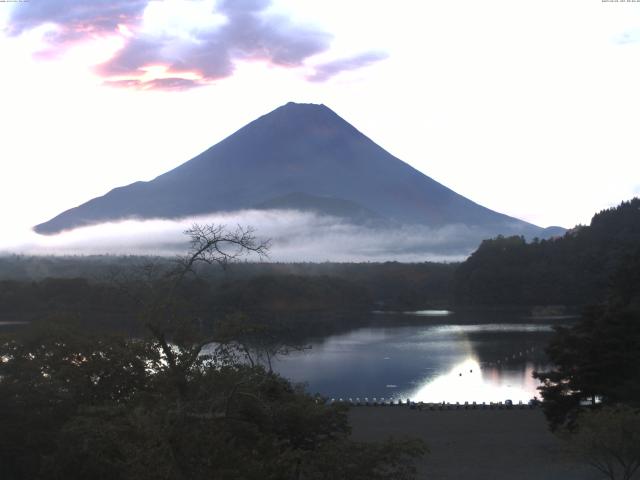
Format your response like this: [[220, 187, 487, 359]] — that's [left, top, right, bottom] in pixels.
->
[[34, 102, 547, 240]]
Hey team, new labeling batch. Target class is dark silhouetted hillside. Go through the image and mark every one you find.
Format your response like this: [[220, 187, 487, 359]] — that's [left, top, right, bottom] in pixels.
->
[[453, 198, 640, 306]]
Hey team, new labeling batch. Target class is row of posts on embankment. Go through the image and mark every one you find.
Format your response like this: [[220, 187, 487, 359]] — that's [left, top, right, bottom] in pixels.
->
[[327, 398, 540, 410]]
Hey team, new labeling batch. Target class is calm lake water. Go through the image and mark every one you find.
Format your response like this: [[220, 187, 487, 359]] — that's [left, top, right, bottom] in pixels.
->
[[272, 310, 572, 404], [0, 310, 571, 404]]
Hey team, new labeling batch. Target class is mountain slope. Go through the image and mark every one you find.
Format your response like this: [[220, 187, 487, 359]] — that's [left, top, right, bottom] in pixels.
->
[[254, 192, 385, 225], [34, 102, 551, 238]]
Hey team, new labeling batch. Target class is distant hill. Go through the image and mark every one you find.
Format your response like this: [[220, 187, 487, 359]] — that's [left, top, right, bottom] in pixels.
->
[[453, 198, 640, 306], [34, 102, 561, 252]]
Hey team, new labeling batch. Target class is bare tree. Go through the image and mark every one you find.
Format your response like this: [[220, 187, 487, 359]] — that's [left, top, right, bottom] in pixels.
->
[[175, 223, 269, 280], [142, 223, 269, 404]]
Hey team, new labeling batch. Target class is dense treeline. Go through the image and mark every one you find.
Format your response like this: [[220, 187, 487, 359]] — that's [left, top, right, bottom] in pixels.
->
[[216, 262, 454, 309], [0, 275, 366, 314], [0, 254, 140, 281], [0, 260, 455, 323], [0, 278, 137, 324], [0, 277, 363, 335], [453, 198, 640, 306], [212, 274, 370, 312]]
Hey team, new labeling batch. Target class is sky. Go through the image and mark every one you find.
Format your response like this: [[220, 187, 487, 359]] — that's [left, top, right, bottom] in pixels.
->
[[1, 0, 640, 254]]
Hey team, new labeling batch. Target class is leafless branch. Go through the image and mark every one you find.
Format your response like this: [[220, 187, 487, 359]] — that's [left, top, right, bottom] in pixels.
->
[[177, 223, 270, 279]]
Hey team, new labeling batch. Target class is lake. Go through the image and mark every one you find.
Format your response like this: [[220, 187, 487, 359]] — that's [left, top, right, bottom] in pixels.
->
[[272, 310, 573, 404], [0, 309, 570, 404]]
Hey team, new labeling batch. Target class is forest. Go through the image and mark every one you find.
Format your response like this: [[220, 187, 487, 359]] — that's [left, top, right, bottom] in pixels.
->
[[0, 257, 455, 332], [453, 198, 640, 306]]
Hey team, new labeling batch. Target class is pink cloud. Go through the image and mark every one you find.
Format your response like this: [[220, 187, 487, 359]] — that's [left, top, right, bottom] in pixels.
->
[[9, 0, 388, 90], [9, 0, 147, 46]]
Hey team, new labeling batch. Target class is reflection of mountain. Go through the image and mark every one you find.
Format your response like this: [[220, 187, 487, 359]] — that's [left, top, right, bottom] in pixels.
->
[[35, 102, 562, 253]]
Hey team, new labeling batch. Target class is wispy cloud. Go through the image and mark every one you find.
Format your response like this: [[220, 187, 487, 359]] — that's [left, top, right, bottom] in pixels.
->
[[615, 28, 640, 45], [8, 0, 388, 90], [103, 77, 206, 91], [307, 52, 389, 82]]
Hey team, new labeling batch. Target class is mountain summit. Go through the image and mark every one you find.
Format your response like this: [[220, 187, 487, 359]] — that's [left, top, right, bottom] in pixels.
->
[[34, 102, 553, 239]]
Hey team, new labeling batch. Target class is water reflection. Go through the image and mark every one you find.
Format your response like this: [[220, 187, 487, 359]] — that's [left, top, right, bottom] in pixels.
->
[[403, 358, 541, 403], [272, 312, 561, 403], [404, 310, 454, 317], [426, 323, 554, 334], [373, 309, 454, 317]]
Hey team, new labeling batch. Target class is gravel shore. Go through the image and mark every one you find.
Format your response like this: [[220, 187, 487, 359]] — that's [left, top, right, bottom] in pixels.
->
[[349, 407, 600, 480]]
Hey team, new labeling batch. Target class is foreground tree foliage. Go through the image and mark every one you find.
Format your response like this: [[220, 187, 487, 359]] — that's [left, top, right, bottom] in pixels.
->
[[0, 224, 425, 480], [534, 306, 640, 429], [533, 244, 640, 430], [561, 406, 640, 480]]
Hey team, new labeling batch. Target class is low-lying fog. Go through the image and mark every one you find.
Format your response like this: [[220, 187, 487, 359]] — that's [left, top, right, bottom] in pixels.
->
[[2, 210, 502, 262]]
